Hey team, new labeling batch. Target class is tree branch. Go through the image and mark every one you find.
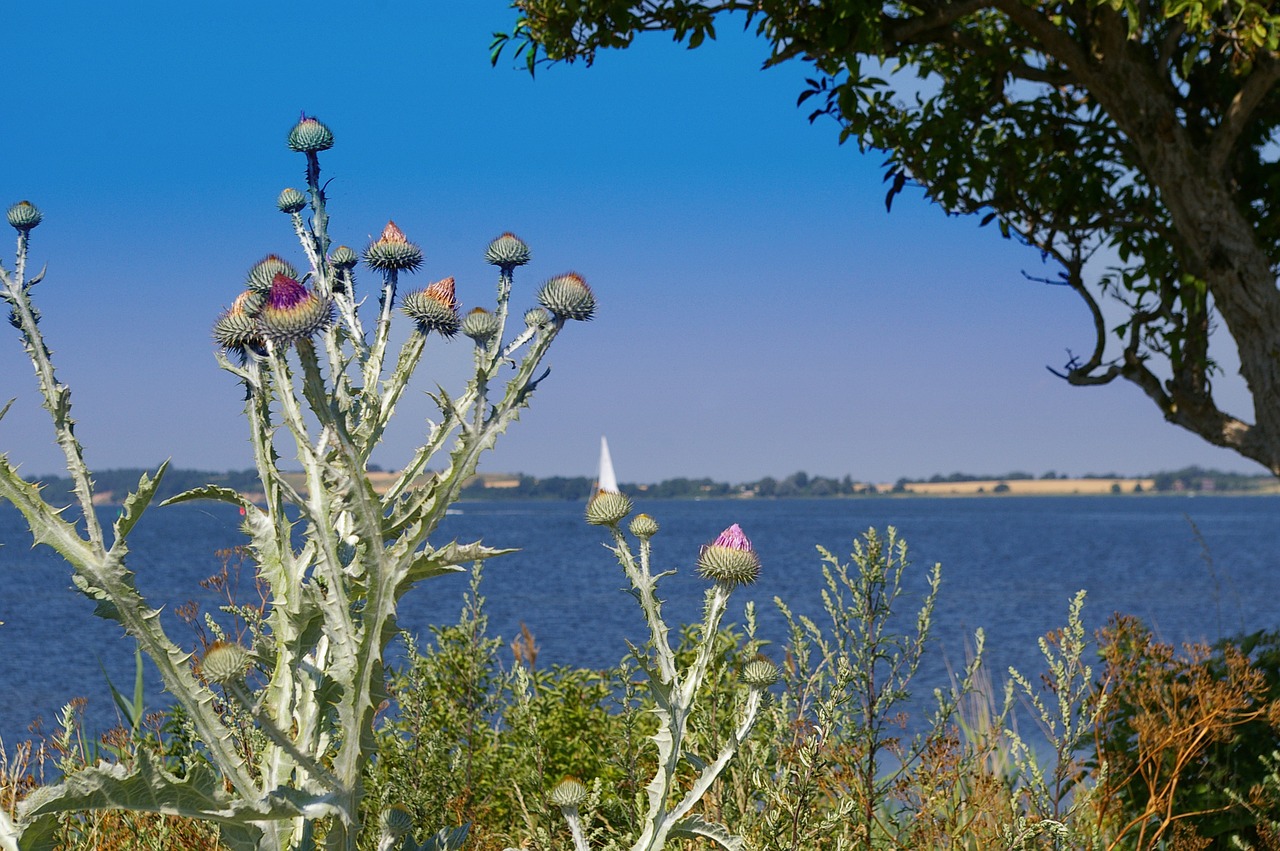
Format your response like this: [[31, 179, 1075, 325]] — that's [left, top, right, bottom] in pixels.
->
[[1209, 55, 1280, 174]]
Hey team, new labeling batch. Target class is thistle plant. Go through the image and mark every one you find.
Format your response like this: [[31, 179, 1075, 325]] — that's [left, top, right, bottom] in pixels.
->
[[0, 114, 590, 851], [564, 494, 774, 851]]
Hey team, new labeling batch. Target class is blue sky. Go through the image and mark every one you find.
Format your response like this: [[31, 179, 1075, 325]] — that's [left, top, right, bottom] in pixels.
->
[[0, 0, 1258, 483]]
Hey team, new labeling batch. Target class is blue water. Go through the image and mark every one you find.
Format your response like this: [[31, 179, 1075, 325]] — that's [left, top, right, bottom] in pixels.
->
[[3, 495, 1278, 749]]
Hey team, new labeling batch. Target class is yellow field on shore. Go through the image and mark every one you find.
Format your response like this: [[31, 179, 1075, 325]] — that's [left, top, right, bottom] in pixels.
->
[[883, 477, 1155, 496]]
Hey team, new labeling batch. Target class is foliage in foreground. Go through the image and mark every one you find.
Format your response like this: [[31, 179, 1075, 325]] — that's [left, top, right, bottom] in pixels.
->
[[9, 525, 1280, 850], [0, 114, 594, 851]]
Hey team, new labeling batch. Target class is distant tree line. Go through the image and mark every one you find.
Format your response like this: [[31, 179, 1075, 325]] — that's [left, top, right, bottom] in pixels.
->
[[23, 465, 1273, 506]]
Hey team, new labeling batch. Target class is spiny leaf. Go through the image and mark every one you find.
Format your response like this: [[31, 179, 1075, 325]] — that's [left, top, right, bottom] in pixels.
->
[[404, 540, 516, 584], [668, 815, 746, 851], [111, 461, 168, 543]]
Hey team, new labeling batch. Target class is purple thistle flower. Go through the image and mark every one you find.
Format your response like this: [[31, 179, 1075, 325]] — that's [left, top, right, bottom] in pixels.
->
[[268, 273, 310, 310], [713, 523, 753, 552]]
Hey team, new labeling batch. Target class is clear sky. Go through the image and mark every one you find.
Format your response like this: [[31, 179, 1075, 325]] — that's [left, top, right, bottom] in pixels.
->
[[0, 0, 1259, 484]]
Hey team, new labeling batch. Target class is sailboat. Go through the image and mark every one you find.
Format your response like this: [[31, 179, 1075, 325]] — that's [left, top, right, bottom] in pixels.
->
[[595, 435, 619, 494]]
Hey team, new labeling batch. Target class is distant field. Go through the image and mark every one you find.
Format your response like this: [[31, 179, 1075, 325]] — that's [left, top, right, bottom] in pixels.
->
[[888, 478, 1152, 495]]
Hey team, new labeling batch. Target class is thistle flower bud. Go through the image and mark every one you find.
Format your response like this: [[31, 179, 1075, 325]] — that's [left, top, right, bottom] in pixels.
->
[[328, 245, 358, 270], [537, 273, 595, 321], [696, 523, 761, 588], [213, 291, 266, 351], [276, 187, 307, 214], [7, 200, 41, 232], [287, 114, 334, 153], [586, 489, 632, 526], [484, 232, 531, 269], [741, 656, 781, 689], [524, 307, 550, 327], [364, 220, 423, 273], [247, 255, 300, 293], [379, 804, 415, 838], [258, 273, 333, 345], [549, 777, 588, 809], [629, 513, 659, 540], [402, 277, 461, 337], [461, 306, 500, 344], [200, 641, 252, 685]]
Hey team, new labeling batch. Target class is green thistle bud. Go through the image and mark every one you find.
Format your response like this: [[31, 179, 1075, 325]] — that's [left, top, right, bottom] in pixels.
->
[[379, 804, 415, 838], [246, 255, 300, 293], [484, 232, 531, 269], [741, 656, 781, 689], [549, 777, 588, 809], [586, 489, 632, 526], [402, 276, 460, 337], [276, 187, 307, 214], [364, 220, 423, 273], [537, 273, 595, 321], [214, 291, 266, 351], [629, 513, 659, 540], [200, 641, 251, 685], [258, 273, 333, 346], [7, 200, 41, 232], [696, 523, 761, 588], [287, 114, 334, 153], [524, 307, 550, 327], [329, 245, 358, 270], [461, 307, 500, 344]]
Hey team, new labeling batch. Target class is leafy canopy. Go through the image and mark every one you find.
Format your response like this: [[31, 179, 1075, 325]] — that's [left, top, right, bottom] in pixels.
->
[[497, 0, 1280, 474]]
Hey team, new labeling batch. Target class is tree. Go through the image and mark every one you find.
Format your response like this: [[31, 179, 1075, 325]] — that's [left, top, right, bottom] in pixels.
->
[[495, 0, 1280, 474]]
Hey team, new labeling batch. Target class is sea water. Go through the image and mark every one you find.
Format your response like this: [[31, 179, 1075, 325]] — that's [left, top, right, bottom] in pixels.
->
[[3, 494, 1277, 749]]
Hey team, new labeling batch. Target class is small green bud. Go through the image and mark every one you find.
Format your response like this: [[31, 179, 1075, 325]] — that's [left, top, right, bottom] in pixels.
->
[[549, 777, 588, 809], [524, 307, 550, 327], [629, 513, 659, 540], [461, 307, 500, 345], [246, 255, 300, 293], [402, 277, 460, 337], [696, 524, 761, 588], [741, 656, 781, 689], [328, 245, 358, 270], [379, 804, 415, 837], [484, 232, 531, 269], [537, 273, 595, 321], [276, 187, 307, 214], [7, 200, 41, 232], [586, 489, 632, 526], [364, 221, 423, 273], [287, 114, 334, 153], [200, 641, 252, 685]]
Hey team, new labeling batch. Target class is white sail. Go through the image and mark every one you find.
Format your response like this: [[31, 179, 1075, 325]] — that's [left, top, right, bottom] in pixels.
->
[[597, 436, 619, 493]]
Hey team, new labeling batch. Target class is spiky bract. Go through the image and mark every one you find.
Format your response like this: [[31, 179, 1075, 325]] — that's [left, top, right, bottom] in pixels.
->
[[741, 657, 780, 689], [549, 777, 588, 808], [329, 245, 358, 270], [524, 307, 550, 327], [629, 513, 659, 540], [7, 200, 41, 231], [277, 187, 307, 214], [537, 273, 595, 321], [247, 255, 300, 293], [200, 641, 251, 685], [402, 277, 460, 337], [214, 292, 265, 351], [287, 115, 334, 153], [697, 523, 761, 588], [586, 489, 632, 526], [364, 220, 423, 273], [461, 307, 500, 345], [484, 232, 531, 269]]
